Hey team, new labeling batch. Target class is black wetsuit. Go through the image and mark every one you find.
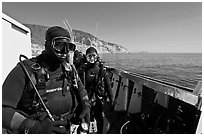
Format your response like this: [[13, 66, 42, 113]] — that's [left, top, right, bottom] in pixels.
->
[[2, 53, 88, 133], [78, 62, 114, 133]]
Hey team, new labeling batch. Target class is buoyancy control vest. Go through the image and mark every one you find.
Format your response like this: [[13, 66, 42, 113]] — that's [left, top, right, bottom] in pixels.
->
[[18, 55, 77, 119], [78, 62, 107, 103], [95, 63, 107, 98]]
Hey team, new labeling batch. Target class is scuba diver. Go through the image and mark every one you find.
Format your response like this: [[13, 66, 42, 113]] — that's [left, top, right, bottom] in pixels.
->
[[74, 47, 114, 134], [73, 50, 86, 70], [2, 26, 90, 134]]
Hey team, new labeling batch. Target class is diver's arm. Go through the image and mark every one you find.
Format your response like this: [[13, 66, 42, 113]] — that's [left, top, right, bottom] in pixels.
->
[[76, 76, 90, 105], [72, 64, 89, 100], [75, 73, 91, 122], [3, 107, 27, 131], [2, 65, 28, 132]]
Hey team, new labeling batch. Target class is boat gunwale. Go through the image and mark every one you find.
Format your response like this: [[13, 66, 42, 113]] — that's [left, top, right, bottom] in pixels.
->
[[105, 66, 201, 110]]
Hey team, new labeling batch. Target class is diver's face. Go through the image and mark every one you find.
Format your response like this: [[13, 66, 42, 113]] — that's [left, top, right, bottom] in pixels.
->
[[86, 52, 98, 64]]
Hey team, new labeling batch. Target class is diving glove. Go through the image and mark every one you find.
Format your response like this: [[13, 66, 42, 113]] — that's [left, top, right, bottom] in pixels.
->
[[79, 100, 91, 125], [19, 118, 68, 134]]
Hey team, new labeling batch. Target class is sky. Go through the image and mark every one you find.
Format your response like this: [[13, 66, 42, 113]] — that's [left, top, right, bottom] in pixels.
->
[[2, 2, 202, 53]]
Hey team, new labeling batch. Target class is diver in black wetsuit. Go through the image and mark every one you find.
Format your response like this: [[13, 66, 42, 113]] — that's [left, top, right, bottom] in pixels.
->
[[2, 26, 90, 134], [75, 47, 114, 133]]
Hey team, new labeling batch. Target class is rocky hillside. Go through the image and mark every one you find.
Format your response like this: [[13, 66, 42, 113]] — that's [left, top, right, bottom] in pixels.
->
[[24, 24, 128, 56]]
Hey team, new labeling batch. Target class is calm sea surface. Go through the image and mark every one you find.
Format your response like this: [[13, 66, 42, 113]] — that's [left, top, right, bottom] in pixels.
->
[[100, 53, 202, 89]]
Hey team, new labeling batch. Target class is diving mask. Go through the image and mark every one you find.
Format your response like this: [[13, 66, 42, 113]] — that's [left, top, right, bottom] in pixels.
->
[[51, 37, 76, 59]]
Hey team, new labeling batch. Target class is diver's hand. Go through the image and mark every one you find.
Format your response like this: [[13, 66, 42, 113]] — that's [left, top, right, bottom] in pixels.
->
[[19, 118, 68, 134], [79, 104, 90, 125], [78, 96, 91, 124]]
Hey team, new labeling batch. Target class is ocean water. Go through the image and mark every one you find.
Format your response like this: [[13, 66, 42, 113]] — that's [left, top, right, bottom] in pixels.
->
[[100, 53, 202, 89]]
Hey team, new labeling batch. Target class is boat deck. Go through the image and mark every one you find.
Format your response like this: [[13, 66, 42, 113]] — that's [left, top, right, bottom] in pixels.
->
[[103, 102, 151, 134]]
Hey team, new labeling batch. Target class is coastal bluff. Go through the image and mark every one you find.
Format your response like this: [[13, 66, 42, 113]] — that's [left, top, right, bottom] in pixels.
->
[[24, 24, 128, 56]]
